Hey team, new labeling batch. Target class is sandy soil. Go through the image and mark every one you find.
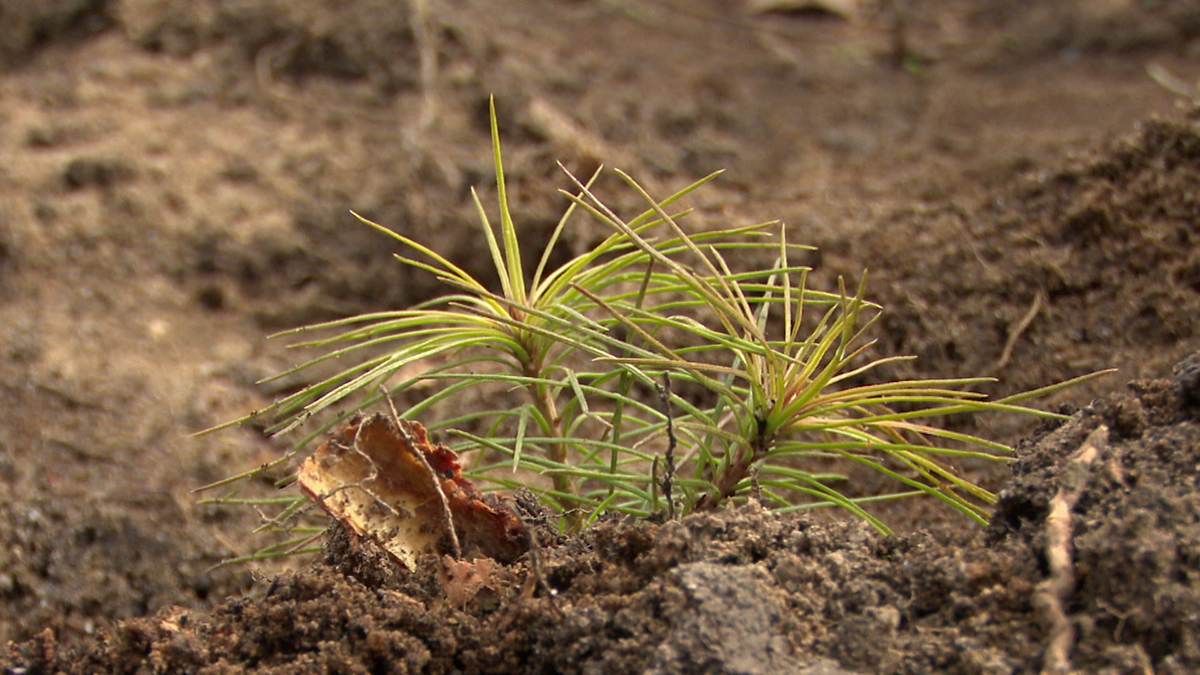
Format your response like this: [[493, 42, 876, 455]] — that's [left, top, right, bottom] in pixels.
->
[[3, 1, 1200, 673]]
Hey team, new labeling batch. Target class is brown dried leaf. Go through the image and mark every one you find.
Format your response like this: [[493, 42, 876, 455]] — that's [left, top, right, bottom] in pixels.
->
[[297, 414, 529, 569]]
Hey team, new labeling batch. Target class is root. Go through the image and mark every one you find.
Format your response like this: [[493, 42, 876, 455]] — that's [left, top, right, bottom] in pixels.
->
[[1035, 424, 1108, 675]]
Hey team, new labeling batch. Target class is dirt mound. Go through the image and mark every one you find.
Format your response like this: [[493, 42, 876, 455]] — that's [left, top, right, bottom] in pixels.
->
[[835, 104, 1200, 436], [6, 355, 1199, 674]]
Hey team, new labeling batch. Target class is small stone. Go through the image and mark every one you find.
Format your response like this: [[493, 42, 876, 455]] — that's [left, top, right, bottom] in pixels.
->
[[1174, 351, 1200, 407]]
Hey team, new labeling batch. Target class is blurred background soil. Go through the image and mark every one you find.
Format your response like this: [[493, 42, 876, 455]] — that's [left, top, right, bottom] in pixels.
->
[[1, 0, 1200, 668]]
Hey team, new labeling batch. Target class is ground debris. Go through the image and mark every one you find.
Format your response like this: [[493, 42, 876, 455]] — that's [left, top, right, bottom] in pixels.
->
[[297, 414, 530, 569]]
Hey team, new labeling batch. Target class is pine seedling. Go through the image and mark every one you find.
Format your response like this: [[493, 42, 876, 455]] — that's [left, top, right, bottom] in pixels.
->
[[200, 100, 1109, 562]]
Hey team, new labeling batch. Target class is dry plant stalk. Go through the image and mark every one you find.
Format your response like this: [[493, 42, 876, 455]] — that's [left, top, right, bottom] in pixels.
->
[[1035, 424, 1109, 675]]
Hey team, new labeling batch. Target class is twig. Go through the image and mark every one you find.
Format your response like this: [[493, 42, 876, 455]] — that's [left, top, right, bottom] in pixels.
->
[[994, 291, 1043, 372], [381, 388, 461, 559], [1034, 424, 1108, 675], [410, 0, 439, 132], [650, 456, 659, 510], [656, 373, 677, 520], [1147, 61, 1196, 97], [253, 35, 301, 104]]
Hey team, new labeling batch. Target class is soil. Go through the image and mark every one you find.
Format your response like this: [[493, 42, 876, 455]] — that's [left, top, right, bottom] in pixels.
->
[[3, 1, 1200, 673]]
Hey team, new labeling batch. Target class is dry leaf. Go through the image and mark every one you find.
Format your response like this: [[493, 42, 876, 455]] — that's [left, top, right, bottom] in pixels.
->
[[438, 556, 497, 608], [297, 414, 529, 569]]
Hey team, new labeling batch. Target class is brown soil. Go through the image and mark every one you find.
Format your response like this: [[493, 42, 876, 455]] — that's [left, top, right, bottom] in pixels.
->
[[3, 1, 1200, 673]]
